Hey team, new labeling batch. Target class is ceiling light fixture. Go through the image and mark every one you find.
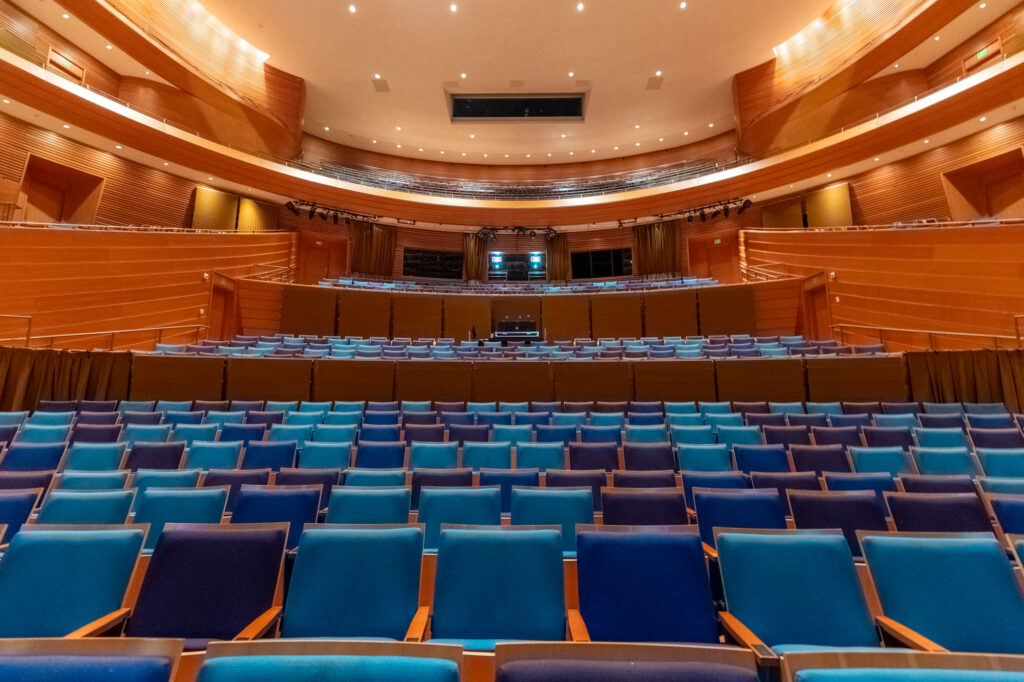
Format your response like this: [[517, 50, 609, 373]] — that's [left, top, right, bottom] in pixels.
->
[[634, 124, 640, 129], [577, 2, 584, 10], [395, 125, 401, 130], [62, 124, 70, 129], [569, 71, 574, 77], [635, 142, 640, 146], [470, 133, 475, 138], [613, 146, 619, 150], [163, 162, 168, 166], [323, 126, 330, 131], [505, 154, 509, 158], [684, 131, 689, 136], [980, 116, 987, 122], [680, 1, 686, 7], [397, 144, 401, 148], [659, 137, 663, 142], [373, 73, 380, 79], [440, 150, 445, 154], [526, 154, 530, 158], [349, 4, 356, 12], [62, 13, 69, 18], [924, 139, 930, 144], [934, 35, 940, 40], [591, 149, 596, 153], [561, 133, 567, 138], [547, 153, 552, 157], [115, 144, 122, 149], [450, 3, 457, 11], [708, 123, 714, 128], [461, 152, 466, 156], [105, 44, 112, 50], [460, 73, 467, 78], [372, 139, 377, 143], [2, 99, 8, 104], [569, 151, 574, 155], [419, 148, 424, 151], [874, 157, 880, 161], [655, 70, 662, 76], [894, 63, 899, 69]]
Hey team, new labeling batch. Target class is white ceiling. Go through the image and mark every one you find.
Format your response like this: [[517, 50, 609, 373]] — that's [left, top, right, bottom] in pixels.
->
[[198, 0, 831, 164]]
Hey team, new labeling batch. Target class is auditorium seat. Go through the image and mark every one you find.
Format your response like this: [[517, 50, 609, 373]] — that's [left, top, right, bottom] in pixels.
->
[[601, 488, 687, 525], [862, 426, 914, 449], [568, 442, 619, 471], [911, 446, 978, 476], [788, 490, 888, 556], [733, 444, 790, 474], [343, 468, 406, 487], [918, 413, 965, 429], [873, 413, 918, 429], [326, 487, 411, 524], [750, 471, 822, 513], [15, 424, 71, 443], [967, 413, 1016, 429], [694, 489, 787, 551], [510, 487, 593, 554], [427, 527, 566, 650], [480, 469, 540, 513], [976, 447, 1024, 477], [806, 402, 843, 417], [829, 414, 872, 429], [418, 487, 501, 551], [134, 487, 229, 550], [671, 425, 716, 446], [70, 424, 122, 443], [56, 471, 129, 490], [716, 426, 763, 450], [591, 412, 626, 428], [0, 489, 41, 541], [887, 491, 992, 533], [35, 490, 133, 524], [862, 534, 1024, 654], [970, 427, 1024, 449], [123, 442, 185, 471], [899, 473, 977, 494], [790, 444, 851, 475], [35, 400, 77, 413], [622, 442, 675, 471], [515, 442, 565, 471], [763, 425, 812, 448], [963, 402, 1009, 414], [76, 411, 120, 425], [546, 470, 607, 511], [536, 424, 577, 446], [612, 470, 677, 488], [0, 526, 144, 637], [781, 650, 1024, 682], [823, 472, 898, 500], [231, 485, 320, 549], [811, 426, 863, 449], [746, 413, 787, 427], [172, 424, 219, 445], [677, 444, 731, 472]]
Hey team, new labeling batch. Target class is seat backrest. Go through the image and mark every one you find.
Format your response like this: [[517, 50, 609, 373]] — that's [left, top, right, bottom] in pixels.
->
[[409, 442, 459, 469], [123, 442, 186, 472], [576, 529, 718, 643], [788, 490, 888, 555], [431, 528, 565, 642], [717, 532, 878, 648], [36, 490, 134, 524], [343, 468, 406, 487], [601, 488, 687, 525], [325, 486, 411, 524], [790, 444, 851, 475], [134, 487, 229, 550], [693, 489, 787, 548], [418, 487, 502, 550], [283, 526, 424, 639], [240, 441, 297, 471], [231, 485, 320, 549], [0, 527, 143, 637], [0, 488, 41, 541], [126, 524, 286, 641], [510, 487, 593, 552], [750, 471, 822, 514], [886, 492, 993, 533], [354, 441, 406, 469], [848, 446, 912, 476], [184, 441, 243, 470], [863, 534, 1024, 654], [911, 446, 977, 476]]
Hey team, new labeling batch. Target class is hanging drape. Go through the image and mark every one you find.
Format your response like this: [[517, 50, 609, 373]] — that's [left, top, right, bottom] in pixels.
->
[[906, 350, 1024, 412], [546, 233, 571, 281], [0, 347, 131, 411], [631, 221, 678, 277], [462, 233, 489, 281], [350, 220, 396, 277]]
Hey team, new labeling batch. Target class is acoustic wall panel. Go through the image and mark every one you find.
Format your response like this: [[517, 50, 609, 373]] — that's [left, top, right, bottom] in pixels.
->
[[715, 358, 806, 401], [643, 289, 700, 338], [443, 295, 492, 341], [591, 293, 643, 339], [225, 357, 312, 401], [395, 361, 474, 401], [313, 360, 395, 401], [472, 362, 555, 402], [552, 361, 634, 401], [192, 186, 238, 231], [492, 296, 541, 334], [392, 293, 443, 340], [337, 289, 391, 338], [632, 360, 716, 401], [130, 355, 225, 401], [806, 356, 909, 401], [541, 295, 591, 341], [697, 284, 756, 335], [280, 285, 337, 337]]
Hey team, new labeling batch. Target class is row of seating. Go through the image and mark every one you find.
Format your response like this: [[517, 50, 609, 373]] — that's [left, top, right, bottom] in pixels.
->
[[2, 522, 1024, 666], [319, 274, 721, 292]]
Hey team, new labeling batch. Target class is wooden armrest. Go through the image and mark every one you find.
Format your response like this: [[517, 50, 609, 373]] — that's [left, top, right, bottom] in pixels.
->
[[567, 608, 590, 642], [719, 611, 778, 665], [875, 615, 946, 652], [233, 606, 282, 641], [65, 608, 131, 638], [404, 606, 430, 642], [702, 541, 718, 561]]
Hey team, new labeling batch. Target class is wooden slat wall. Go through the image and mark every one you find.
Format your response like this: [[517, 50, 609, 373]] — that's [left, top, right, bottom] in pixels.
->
[[236, 279, 286, 338], [0, 227, 294, 348], [751, 278, 803, 336], [925, 2, 1024, 88], [741, 224, 1024, 349]]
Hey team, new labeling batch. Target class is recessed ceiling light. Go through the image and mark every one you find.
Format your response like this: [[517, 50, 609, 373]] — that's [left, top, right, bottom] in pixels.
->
[[372, 139, 377, 143], [62, 124, 70, 129], [145, 71, 150, 75], [395, 125, 401, 131], [62, 13, 69, 18], [659, 137, 664, 142], [934, 36, 940, 41], [484, 153, 489, 157], [208, 177, 213, 180], [2, 99, 8, 104], [105, 44, 112, 50], [561, 133, 567, 138], [397, 144, 401, 148], [683, 131, 688, 136], [680, 1, 686, 7], [635, 142, 640, 146], [419, 148, 423, 151], [874, 157, 880, 161], [634, 124, 640, 129], [450, 3, 457, 11], [470, 133, 475, 138], [894, 63, 900, 69], [440, 150, 445, 154], [591, 149, 596, 153], [577, 2, 584, 10], [525, 154, 530, 158], [163, 162, 168, 166], [547, 153, 552, 157], [613, 145, 619, 150], [460, 73, 467, 78], [569, 151, 574, 155], [505, 154, 509, 158], [349, 4, 356, 12], [827, 173, 832, 177], [461, 152, 466, 156], [655, 70, 662, 76], [980, 2, 987, 6], [708, 123, 714, 128], [323, 126, 330, 131], [980, 116, 987, 122], [373, 73, 380, 79], [924, 139, 930, 144]]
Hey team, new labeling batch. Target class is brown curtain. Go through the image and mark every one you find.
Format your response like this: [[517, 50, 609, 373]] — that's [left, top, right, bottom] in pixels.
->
[[906, 350, 1024, 412], [631, 221, 678, 277], [0, 347, 130, 411], [546, 233, 571, 281], [462, 233, 488, 281], [350, 220, 396, 277]]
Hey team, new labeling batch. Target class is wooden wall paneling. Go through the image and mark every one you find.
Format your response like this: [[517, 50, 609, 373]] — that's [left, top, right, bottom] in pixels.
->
[[471, 361, 555, 402], [688, 230, 741, 283], [642, 289, 699, 338], [236, 197, 279, 233], [590, 293, 643, 339], [492, 296, 542, 335], [279, 284, 337, 337], [551, 361, 634, 401], [236, 279, 284, 338], [805, 183, 854, 227], [224, 357, 312, 401], [741, 224, 1024, 346], [394, 361, 474, 401], [632, 360, 717, 401], [941, 148, 1024, 220], [762, 198, 804, 228], [337, 289, 392, 338], [313, 359, 395, 401], [391, 293, 443, 340], [715, 358, 807, 402], [129, 354, 224, 400], [541, 295, 591, 341], [805, 356, 910, 401], [751, 278, 803, 336], [697, 284, 757, 335], [443, 295, 491, 341]]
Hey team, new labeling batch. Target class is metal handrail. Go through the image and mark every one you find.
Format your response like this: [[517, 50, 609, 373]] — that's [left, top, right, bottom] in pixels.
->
[[0, 221, 288, 234], [744, 218, 1024, 234], [0, 315, 32, 347], [247, 263, 296, 282], [0, 324, 208, 350], [740, 262, 790, 282], [832, 322, 1022, 351]]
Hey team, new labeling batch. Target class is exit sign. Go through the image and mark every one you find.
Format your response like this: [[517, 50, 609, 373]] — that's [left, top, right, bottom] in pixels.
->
[[714, 238, 722, 245], [977, 48, 988, 60]]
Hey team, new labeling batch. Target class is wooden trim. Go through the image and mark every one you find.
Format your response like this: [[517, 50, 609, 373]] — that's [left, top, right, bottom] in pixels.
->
[[64, 607, 131, 638], [781, 650, 1024, 682], [566, 608, 590, 642], [232, 606, 281, 641], [403, 605, 430, 642], [718, 611, 779, 665], [875, 615, 947, 651]]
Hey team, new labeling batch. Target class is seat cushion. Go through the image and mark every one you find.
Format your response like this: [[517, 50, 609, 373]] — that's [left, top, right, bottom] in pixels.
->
[[771, 644, 891, 655], [196, 655, 458, 682], [795, 671, 1024, 682], [428, 638, 527, 651], [496, 659, 759, 682], [0, 655, 171, 682]]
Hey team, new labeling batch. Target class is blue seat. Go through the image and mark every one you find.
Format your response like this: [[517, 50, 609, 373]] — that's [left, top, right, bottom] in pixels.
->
[[266, 401, 299, 412], [977, 447, 1024, 477], [789, 490, 889, 556], [624, 425, 669, 444], [751, 471, 822, 514], [770, 402, 805, 415], [873, 413, 919, 429], [911, 447, 978, 476], [36, 490, 134, 524], [119, 400, 155, 413], [344, 468, 406, 486], [118, 424, 170, 447], [0, 411, 28, 426], [963, 402, 1008, 415], [354, 441, 405, 468], [733, 444, 789, 474], [240, 441, 296, 471], [0, 642, 177, 680], [155, 400, 192, 413], [672, 426, 716, 446], [979, 477, 1024, 495], [664, 402, 698, 415], [763, 425, 812, 448], [196, 648, 458, 681], [806, 402, 843, 417], [0, 488, 41, 541], [56, 471, 130, 490], [706, 414, 744, 432], [428, 528, 565, 650], [717, 532, 880, 654], [409, 442, 458, 469], [576, 528, 719, 643], [914, 427, 968, 449], [61, 442, 126, 471], [510, 487, 593, 554], [535, 425, 577, 446], [132, 469, 202, 497], [323, 411, 363, 427], [479, 469, 540, 513], [717, 426, 763, 451], [418, 487, 502, 551], [886, 492, 992, 533], [283, 412, 322, 427], [204, 411, 245, 426], [360, 425, 402, 442], [823, 472, 898, 500], [326, 487, 411, 524], [863, 534, 1024, 654], [682, 471, 750, 509], [134, 487, 229, 550], [666, 413, 705, 427], [219, 424, 266, 446], [601, 488, 688, 525], [231, 485, 321, 549], [677, 444, 731, 472], [970, 427, 1024, 449], [312, 424, 358, 443], [590, 413, 626, 428], [14, 424, 71, 444], [26, 412, 75, 426], [580, 426, 622, 446], [267, 424, 314, 446], [849, 446, 912, 476], [282, 526, 423, 639], [0, 442, 66, 472], [332, 401, 365, 414], [456, 442, 510, 471], [515, 442, 564, 471], [184, 441, 243, 470], [0, 527, 144, 636], [363, 411, 400, 426], [300, 401, 332, 413], [466, 402, 497, 414], [694, 489, 787, 549], [162, 411, 204, 427], [492, 425, 533, 447], [699, 402, 732, 416], [990, 494, 1024, 534], [172, 424, 219, 447]]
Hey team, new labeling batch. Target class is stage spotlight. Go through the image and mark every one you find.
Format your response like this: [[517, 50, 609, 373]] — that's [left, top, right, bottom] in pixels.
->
[[320, 209, 328, 221], [285, 201, 299, 216], [307, 204, 317, 219], [700, 210, 706, 222], [723, 204, 730, 218], [529, 230, 537, 240], [687, 214, 693, 222], [739, 199, 753, 213], [712, 209, 721, 218], [333, 212, 339, 224]]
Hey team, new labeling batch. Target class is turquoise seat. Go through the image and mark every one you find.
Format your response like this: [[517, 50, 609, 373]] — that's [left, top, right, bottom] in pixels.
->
[[344, 469, 406, 487], [296, 442, 351, 469], [268, 424, 314, 444], [283, 412, 323, 427], [806, 402, 844, 417], [849, 446, 912, 476], [706, 413, 744, 432], [510, 487, 594, 554], [625, 425, 669, 444], [55, 470, 130, 490], [26, 412, 75, 426], [0, 527, 143, 636], [63, 442, 127, 471], [514, 442, 564, 471], [15, 424, 71, 443], [121, 424, 172, 446], [666, 414, 704, 427], [300, 402, 332, 413], [172, 424, 219, 446], [717, 426, 763, 450], [590, 413, 625, 428], [677, 444, 733, 472], [698, 402, 732, 415], [266, 401, 299, 412], [282, 527, 423, 639], [184, 441, 243, 470], [466, 402, 497, 414], [133, 469, 202, 496], [325, 487, 411, 524], [313, 424, 358, 443], [914, 428, 969, 449], [195, 654, 458, 682], [551, 412, 587, 427], [428, 528, 565, 651], [36, 490, 134, 524], [492, 425, 532, 447], [418, 487, 502, 551], [770, 402, 805, 415], [717, 532, 879, 652], [323, 412, 362, 427], [979, 477, 1024, 494], [911, 447, 977, 476], [863, 535, 1024, 654], [671, 426, 716, 446], [409, 442, 458, 469], [134, 487, 228, 550], [976, 448, 1024, 477], [0, 411, 28, 426], [401, 401, 432, 413], [204, 411, 245, 426]]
